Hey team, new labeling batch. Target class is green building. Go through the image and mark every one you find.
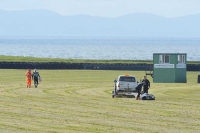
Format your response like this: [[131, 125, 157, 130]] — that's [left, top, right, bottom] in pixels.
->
[[153, 53, 187, 83]]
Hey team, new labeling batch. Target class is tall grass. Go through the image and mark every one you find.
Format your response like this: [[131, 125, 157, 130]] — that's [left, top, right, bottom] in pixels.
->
[[0, 55, 153, 64], [0, 69, 199, 133]]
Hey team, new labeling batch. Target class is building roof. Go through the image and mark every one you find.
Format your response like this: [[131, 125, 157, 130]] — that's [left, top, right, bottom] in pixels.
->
[[153, 53, 187, 55]]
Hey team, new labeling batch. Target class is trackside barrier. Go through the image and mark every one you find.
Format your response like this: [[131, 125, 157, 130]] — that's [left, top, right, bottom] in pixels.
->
[[198, 75, 200, 83], [0, 62, 200, 71]]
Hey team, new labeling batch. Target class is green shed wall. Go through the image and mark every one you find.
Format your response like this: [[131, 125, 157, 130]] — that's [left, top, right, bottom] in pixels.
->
[[175, 54, 187, 83], [153, 53, 187, 83], [175, 68, 186, 82]]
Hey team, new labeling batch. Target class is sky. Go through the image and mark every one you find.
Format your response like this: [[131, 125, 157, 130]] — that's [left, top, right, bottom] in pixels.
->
[[0, 0, 200, 18]]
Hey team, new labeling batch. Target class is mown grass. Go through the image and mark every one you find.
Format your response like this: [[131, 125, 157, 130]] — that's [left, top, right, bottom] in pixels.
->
[[0, 69, 200, 133]]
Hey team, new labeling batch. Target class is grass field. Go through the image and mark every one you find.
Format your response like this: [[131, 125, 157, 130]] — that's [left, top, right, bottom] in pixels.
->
[[0, 55, 152, 64], [0, 69, 200, 133]]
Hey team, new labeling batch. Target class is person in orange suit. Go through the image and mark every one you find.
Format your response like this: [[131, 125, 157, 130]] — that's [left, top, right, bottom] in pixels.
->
[[25, 69, 32, 88]]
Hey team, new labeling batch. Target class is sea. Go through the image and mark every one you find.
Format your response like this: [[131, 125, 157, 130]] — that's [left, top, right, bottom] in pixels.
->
[[0, 36, 200, 61]]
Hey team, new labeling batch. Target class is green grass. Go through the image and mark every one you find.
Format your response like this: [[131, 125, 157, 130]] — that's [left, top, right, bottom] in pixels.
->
[[0, 55, 153, 64], [0, 69, 200, 133]]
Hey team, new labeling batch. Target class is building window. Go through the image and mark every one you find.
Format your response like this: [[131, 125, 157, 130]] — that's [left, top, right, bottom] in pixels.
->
[[178, 55, 185, 63], [160, 55, 170, 63]]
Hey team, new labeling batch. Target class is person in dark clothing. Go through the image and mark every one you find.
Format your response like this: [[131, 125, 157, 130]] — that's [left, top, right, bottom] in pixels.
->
[[32, 69, 41, 88], [135, 82, 144, 100], [142, 76, 150, 93]]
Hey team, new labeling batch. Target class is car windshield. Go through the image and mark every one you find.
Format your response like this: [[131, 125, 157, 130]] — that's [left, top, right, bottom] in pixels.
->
[[119, 76, 136, 82]]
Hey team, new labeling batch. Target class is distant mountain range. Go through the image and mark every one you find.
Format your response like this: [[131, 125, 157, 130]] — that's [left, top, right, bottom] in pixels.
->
[[0, 9, 200, 38]]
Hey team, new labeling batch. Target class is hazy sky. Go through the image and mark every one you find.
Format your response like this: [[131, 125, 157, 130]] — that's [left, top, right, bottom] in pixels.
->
[[0, 0, 200, 18]]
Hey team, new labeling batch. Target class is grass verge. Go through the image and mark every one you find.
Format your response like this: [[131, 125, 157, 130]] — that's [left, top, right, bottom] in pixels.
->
[[0, 69, 200, 133]]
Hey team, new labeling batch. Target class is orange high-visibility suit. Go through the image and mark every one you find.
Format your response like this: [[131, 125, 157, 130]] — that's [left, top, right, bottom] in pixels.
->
[[25, 69, 32, 88]]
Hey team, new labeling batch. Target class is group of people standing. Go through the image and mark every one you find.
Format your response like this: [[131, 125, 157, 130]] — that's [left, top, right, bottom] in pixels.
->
[[135, 76, 150, 100], [25, 69, 41, 88]]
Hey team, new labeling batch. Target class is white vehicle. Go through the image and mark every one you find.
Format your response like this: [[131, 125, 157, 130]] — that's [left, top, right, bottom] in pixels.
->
[[112, 74, 138, 98]]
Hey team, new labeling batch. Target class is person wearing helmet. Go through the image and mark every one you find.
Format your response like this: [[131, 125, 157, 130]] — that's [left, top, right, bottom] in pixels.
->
[[32, 69, 41, 88], [25, 69, 32, 88]]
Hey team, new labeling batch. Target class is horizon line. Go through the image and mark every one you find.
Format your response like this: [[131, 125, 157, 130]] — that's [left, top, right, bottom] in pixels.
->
[[1, 8, 200, 19]]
